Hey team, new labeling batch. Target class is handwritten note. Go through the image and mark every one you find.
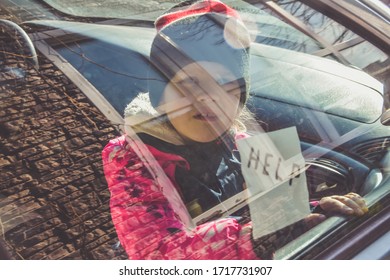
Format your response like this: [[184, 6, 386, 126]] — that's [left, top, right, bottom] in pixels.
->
[[236, 126, 310, 239]]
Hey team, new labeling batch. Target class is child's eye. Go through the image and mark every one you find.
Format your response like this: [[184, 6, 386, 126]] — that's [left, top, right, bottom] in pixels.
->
[[222, 81, 242, 96], [177, 77, 199, 87], [176, 77, 199, 90], [172, 77, 200, 95]]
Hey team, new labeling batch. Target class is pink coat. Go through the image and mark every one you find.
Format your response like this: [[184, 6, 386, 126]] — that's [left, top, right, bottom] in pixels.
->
[[102, 135, 259, 259]]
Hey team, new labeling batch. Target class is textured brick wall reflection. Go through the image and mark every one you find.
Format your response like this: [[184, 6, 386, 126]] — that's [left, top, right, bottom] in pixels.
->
[[0, 20, 127, 259]]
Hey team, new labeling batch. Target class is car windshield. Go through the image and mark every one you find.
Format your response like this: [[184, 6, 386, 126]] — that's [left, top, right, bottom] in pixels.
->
[[1, 0, 389, 263]]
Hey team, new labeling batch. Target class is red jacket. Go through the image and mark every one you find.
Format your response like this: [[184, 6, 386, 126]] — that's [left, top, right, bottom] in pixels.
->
[[102, 135, 258, 259]]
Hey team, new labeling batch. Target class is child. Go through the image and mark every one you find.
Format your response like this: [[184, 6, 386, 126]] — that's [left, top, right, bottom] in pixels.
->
[[102, 0, 367, 260]]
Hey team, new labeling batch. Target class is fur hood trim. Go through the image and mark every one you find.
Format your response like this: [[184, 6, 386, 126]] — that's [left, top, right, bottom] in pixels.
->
[[123, 93, 185, 145]]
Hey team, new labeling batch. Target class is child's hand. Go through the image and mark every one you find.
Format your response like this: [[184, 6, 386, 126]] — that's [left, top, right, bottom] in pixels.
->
[[304, 213, 327, 228], [304, 193, 367, 229], [319, 192, 368, 216]]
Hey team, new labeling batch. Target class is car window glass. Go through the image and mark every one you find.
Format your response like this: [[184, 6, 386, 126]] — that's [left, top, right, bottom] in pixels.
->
[[1, 0, 389, 261], [276, 0, 389, 72], [41, 0, 181, 19]]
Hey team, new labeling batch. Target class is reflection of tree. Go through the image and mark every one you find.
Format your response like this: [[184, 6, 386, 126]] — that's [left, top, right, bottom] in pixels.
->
[[247, 0, 389, 101], [277, 0, 347, 43], [247, 2, 316, 53], [334, 29, 349, 44], [261, 1, 342, 54], [273, 0, 389, 105], [281, 0, 317, 22]]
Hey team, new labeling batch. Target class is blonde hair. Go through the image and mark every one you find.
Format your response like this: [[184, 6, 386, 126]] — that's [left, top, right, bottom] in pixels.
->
[[232, 106, 253, 133]]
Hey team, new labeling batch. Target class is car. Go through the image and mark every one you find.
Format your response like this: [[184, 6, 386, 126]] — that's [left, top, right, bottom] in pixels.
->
[[0, 0, 389, 260]]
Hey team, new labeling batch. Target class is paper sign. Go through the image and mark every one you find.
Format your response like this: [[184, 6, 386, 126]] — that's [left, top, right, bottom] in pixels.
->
[[236, 126, 310, 239]]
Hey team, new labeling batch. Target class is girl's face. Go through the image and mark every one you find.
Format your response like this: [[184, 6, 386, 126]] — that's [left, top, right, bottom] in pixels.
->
[[161, 61, 242, 143]]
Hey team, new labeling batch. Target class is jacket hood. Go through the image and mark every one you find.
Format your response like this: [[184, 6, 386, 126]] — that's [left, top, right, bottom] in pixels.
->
[[123, 92, 185, 145]]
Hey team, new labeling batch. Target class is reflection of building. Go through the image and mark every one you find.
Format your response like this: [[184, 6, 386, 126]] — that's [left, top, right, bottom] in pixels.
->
[[0, 8, 127, 260]]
